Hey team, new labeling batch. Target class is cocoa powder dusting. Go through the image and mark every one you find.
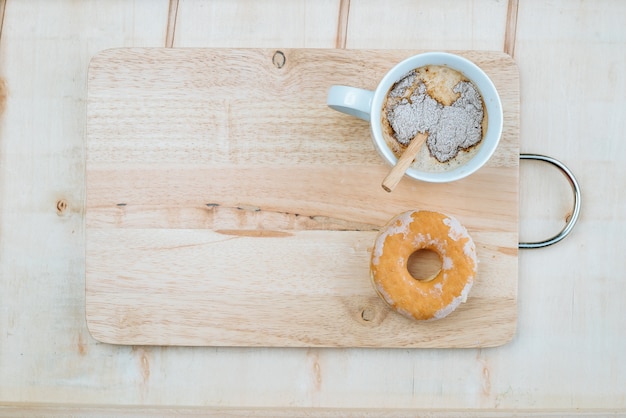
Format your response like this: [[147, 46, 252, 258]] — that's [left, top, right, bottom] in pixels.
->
[[384, 69, 484, 163]]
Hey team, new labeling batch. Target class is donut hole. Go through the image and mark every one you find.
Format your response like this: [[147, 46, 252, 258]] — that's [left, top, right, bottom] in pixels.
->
[[407, 249, 442, 282]]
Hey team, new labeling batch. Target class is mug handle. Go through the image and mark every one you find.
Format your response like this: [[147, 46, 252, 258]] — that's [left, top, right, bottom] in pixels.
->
[[327, 85, 374, 122]]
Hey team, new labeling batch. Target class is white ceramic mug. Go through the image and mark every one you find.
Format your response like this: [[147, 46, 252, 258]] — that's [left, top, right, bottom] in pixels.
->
[[327, 52, 503, 183]]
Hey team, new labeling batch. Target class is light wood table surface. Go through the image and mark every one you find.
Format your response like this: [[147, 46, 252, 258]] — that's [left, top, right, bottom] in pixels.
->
[[0, 0, 624, 416]]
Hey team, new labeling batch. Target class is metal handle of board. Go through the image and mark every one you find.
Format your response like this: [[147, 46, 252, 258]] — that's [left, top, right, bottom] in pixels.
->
[[519, 154, 581, 249]]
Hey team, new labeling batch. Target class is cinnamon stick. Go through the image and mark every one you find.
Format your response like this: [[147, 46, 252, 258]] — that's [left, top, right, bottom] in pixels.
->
[[381, 132, 428, 193]]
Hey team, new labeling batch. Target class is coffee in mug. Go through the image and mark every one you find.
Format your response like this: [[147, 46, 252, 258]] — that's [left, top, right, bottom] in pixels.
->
[[381, 65, 488, 173]]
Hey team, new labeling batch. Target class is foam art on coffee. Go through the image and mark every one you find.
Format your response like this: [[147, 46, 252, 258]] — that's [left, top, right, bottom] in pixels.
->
[[382, 65, 487, 171]]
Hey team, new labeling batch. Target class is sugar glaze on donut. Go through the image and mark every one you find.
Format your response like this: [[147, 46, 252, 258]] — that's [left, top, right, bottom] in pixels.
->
[[370, 210, 478, 321]]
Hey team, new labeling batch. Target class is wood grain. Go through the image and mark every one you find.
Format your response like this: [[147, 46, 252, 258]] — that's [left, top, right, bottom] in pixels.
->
[[85, 48, 519, 347], [346, 0, 509, 50], [173, 0, 339, 48]]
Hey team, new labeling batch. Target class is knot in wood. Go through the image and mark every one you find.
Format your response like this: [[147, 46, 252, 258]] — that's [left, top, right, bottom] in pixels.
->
[[272, 51, 286, 69], [56, 199, 68, 215], [360, 307, 376, 322]]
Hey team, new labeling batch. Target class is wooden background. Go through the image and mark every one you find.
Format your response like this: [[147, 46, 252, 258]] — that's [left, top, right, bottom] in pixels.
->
[[0, 0, 624, 415]]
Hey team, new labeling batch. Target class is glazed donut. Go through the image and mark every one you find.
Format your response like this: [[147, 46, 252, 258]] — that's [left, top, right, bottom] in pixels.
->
[[370, 210, 478, 321]]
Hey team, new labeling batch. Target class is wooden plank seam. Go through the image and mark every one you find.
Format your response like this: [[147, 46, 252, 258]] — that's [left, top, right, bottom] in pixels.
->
[[504, 0, 519, 57], [0, 0, 7, 42], [335, 0, 350, 48], [165, 0, 179, 48]]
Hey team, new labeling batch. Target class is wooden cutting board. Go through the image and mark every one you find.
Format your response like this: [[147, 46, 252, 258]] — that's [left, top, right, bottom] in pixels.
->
[[85, 48, 519, 347]]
